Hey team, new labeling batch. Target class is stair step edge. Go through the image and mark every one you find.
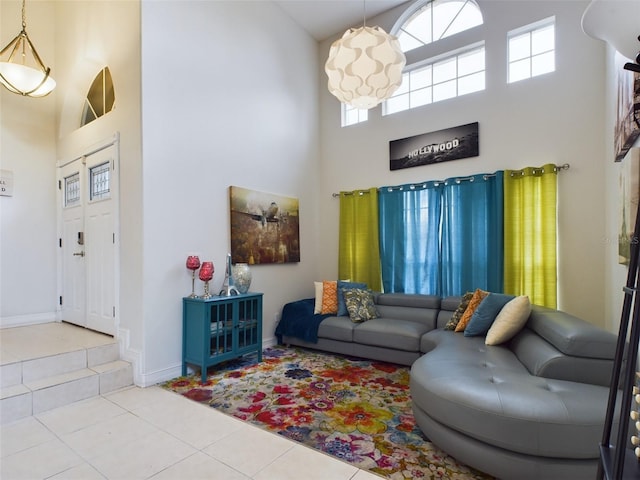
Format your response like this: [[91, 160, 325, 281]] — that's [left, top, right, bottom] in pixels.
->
[[90, 360, 131, 374], [0, 383, 31, 400], [24, 368, 98, 391]]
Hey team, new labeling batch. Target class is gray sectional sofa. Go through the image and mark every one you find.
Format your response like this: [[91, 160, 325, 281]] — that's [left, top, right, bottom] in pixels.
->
[[277, 293, 620, 480]]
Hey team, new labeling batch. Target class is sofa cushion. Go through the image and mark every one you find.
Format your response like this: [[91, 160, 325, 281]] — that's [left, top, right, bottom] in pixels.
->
[[437, 296, 462, 329], [444, 292, 473, 331], [510, 328, 614, 387], [526, 305, 617, 359], [354, 318, 431, 351], [464, 293, 515, 337], [375, 293, 441, 309], [374, 293, 440, 329], [317, 316, 356, 342], [440, 296, 463, 312], [412, 330, 615, 459], [485, 295, 531, 345]]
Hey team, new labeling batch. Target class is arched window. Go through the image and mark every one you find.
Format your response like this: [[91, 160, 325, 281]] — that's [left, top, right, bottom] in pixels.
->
[[81, 67, 115, 127], [384, 0, 485, 115], [395, 0, 483, 53]]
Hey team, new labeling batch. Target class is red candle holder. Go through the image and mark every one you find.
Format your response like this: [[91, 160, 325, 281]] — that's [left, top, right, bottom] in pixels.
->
[[186, 255, 201, 298], [199, 261, 214, 299]]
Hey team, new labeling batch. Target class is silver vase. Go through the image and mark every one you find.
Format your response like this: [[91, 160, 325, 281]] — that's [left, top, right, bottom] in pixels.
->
[[231, 263, 252, 294]]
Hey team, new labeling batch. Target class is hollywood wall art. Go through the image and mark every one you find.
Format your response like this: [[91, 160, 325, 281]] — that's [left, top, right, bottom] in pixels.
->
[[229, 186, 300, 265], [615, 52, 640, 162], [389, 122, 479, 171]]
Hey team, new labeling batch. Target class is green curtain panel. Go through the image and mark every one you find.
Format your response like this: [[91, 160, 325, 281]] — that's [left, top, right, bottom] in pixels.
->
[[503, 164, 558, 308], [339, 188, 383, 292]]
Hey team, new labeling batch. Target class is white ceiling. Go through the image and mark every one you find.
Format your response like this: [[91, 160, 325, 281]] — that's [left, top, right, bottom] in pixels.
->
[[274, 0, 410, 41]]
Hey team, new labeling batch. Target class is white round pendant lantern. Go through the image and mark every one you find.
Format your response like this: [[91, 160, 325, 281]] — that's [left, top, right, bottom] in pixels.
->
[[325, 25, 406, 110]]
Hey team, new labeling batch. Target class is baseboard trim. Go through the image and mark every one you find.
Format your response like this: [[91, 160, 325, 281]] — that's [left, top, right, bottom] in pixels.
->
[[117, 333, 280, 387], [0, 312, 57, 329]]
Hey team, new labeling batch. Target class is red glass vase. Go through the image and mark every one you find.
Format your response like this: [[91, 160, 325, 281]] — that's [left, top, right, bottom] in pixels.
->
[[199, 261, 214, 298], [186, 255, 201, 298]]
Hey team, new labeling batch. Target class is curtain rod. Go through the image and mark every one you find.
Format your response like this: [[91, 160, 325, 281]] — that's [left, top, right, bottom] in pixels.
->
[[508, 163, 570, 177], [332, 163, 570, 197]]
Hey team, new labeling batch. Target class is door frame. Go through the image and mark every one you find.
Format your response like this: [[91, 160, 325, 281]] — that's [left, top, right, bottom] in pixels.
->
[[56, 133, 121, 336]]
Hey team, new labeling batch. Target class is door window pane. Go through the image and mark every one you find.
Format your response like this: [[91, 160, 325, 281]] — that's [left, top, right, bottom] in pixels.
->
[[65, 173, 80, 207], [90, 162, 110, 201]]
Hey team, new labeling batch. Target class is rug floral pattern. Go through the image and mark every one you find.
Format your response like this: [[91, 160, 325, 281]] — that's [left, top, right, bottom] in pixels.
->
[[163, 346, 493, 480]]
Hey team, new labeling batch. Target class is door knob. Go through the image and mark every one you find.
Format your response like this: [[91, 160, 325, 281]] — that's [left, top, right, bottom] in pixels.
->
[[73, 251, 85, 257]]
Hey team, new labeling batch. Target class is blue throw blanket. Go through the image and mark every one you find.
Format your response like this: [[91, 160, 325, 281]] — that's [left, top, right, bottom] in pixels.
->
[[275, 298, 331, 343]]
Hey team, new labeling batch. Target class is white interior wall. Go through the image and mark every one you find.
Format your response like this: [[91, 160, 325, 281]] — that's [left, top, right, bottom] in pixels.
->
[[53, 0, 144, 377], [2, 0, 633, 385], [318, 0, 609, 327], [0, 1, 58, 327], [139, 1, 320, 384]]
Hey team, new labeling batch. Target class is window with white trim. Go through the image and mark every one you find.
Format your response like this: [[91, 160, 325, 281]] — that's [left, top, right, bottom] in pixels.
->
[[81, 67, 115, 127], [508, 18, 555, 84], [384, 44, 485, 115], [396, 0, 483, 53], [383, 0, 485, 116], [342, 103, 369, 127]]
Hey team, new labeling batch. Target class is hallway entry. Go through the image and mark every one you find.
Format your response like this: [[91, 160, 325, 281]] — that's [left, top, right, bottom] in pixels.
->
[[58, 142, 118, 336]]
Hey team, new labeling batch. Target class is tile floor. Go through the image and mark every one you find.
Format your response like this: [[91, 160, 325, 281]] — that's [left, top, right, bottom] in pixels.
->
[[0, 323, 382, 480]]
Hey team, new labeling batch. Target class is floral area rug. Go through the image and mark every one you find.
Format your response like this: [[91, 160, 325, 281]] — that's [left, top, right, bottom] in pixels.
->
[[163, 346, 493, 480]]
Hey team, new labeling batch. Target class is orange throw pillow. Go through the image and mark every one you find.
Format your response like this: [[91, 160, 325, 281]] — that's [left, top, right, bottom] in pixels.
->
[[455, 288, 488, 332], [321, 280, 339, 314]]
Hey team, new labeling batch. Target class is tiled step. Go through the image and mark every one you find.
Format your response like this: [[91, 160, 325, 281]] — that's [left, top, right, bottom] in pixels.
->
[[92, 359, 134, 394], [0, 344, 132, 424]]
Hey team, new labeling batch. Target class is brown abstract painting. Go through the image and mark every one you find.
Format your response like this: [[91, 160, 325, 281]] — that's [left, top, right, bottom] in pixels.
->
[[229, 186, 300, 265]]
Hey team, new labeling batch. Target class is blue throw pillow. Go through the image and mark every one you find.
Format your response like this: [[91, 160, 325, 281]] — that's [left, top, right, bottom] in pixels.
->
[[337, 281, 367, 316], [464, 292, 515, 337]]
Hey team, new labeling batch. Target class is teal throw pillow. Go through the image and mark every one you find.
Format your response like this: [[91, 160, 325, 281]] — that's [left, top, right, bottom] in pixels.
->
[[337, 281, 367, 316], [343, 288, 379, 323], [464, 293, 515, 337]]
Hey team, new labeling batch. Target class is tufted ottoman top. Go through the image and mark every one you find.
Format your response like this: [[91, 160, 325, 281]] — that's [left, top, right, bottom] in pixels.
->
[[410, 330, 616, 459]]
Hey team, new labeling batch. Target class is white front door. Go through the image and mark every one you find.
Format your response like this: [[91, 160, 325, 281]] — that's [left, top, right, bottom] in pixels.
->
[[59, 144, 117, 335]]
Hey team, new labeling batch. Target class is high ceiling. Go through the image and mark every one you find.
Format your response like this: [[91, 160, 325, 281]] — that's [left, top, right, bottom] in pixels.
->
[[274, 0, 410, 41]]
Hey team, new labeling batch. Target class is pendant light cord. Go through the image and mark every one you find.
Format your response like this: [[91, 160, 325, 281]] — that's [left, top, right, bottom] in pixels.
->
[[21, 0, 27, 31], [362, 0, 366, 27]]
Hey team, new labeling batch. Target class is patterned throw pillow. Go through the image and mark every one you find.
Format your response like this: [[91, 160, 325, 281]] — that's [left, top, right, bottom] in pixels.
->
[[343, 288, 379, 323], [444, 292, 474, 330], [321, 281, 339, 314], [337, 281, 367, 316], [455, 288, 488, 332]]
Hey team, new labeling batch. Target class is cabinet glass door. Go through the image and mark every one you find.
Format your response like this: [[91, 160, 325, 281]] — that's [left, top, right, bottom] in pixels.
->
[[210, 301, 233, 356], [237, 297, 259, 350]]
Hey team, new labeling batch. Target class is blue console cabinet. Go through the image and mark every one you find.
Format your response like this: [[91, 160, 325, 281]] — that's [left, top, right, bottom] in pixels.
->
[[182, 293, 263, 382]]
